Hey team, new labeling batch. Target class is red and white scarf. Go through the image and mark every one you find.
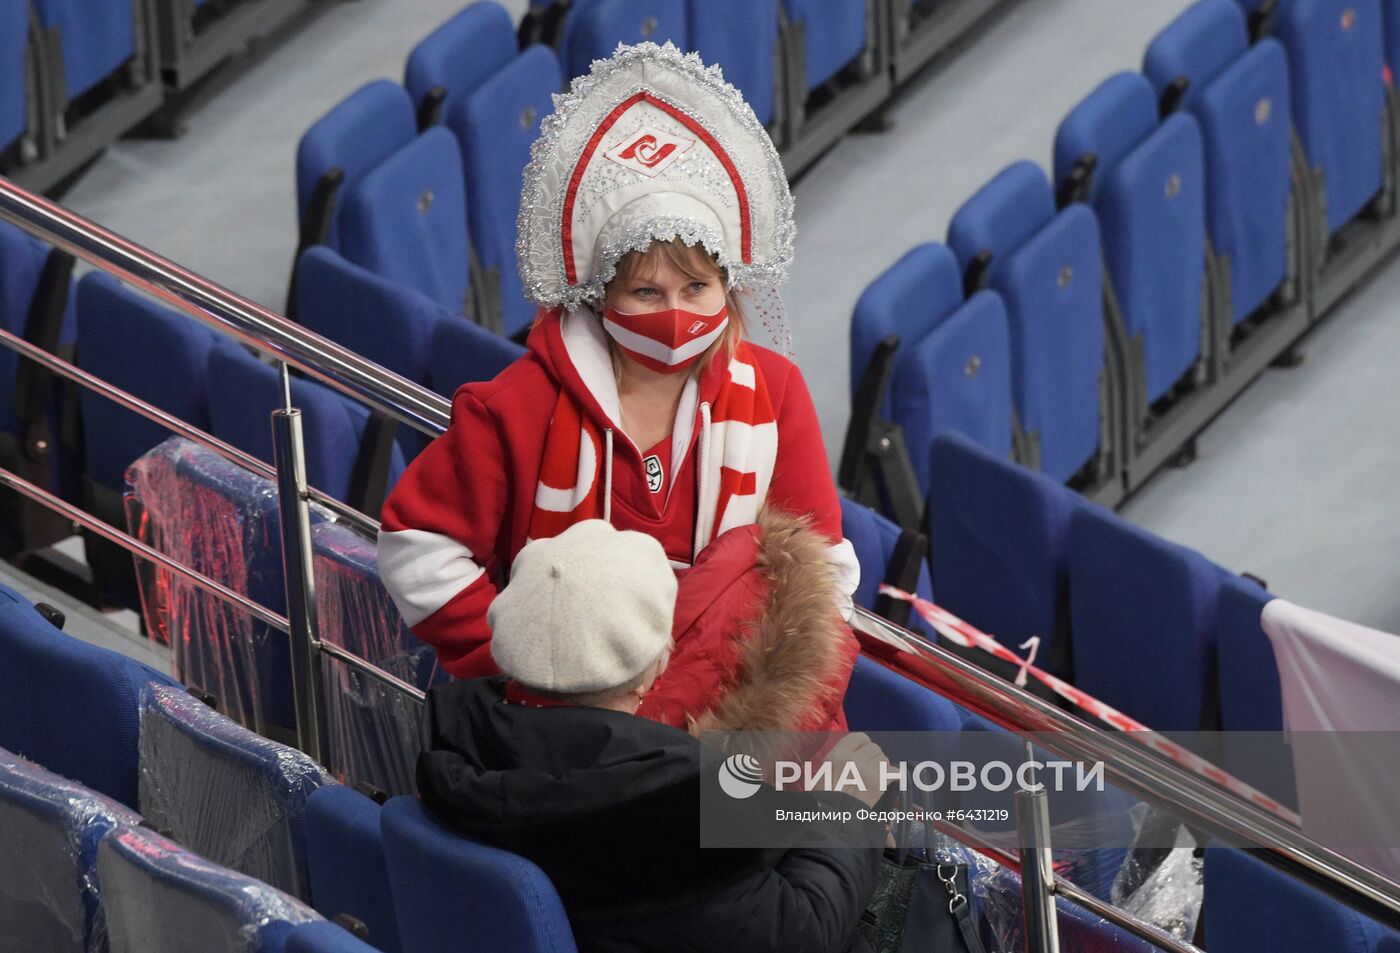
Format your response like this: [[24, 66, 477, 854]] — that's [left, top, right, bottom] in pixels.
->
[[528, 341, 778, 560]]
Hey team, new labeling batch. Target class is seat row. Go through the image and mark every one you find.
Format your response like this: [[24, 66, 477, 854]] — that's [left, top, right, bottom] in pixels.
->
[[0, 0, 312, 194], [843, 0, 1400, 522], [7, 519, 1396, 951], [843, 431, 1290, 806], [288, 0, 1012, 339]]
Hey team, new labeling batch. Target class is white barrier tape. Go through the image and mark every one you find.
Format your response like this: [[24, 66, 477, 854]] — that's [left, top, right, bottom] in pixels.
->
[[877, 584, 1303, 827]]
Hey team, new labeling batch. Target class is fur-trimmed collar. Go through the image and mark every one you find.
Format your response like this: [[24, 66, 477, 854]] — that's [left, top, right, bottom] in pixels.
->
[[690, 508, 848, 733]]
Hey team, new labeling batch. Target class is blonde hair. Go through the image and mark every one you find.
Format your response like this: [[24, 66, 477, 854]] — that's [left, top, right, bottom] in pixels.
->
[[604, 239, 745, 378]]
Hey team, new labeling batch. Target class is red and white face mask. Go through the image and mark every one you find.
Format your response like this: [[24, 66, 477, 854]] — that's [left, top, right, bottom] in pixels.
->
[[602, 304, 730, 374]]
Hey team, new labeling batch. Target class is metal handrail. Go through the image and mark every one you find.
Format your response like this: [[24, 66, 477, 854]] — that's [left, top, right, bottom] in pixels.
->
[[0, 325, 379, 535], [0, 177, 452, 438], [5, 175, 1400, 943]]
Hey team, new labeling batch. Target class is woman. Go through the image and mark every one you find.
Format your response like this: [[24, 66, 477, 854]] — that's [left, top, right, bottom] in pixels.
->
[[379, 42, 860, 732]]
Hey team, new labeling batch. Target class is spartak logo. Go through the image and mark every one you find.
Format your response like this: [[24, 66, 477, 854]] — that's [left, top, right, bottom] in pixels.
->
[[605, 127, 695, 178]]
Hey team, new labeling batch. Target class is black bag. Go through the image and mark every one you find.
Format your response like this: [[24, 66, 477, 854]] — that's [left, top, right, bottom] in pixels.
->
[[858, 798, 987, 953]]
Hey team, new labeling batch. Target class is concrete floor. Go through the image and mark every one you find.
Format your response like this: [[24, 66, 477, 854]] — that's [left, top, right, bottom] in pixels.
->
[[35, 0, 1400, 646]]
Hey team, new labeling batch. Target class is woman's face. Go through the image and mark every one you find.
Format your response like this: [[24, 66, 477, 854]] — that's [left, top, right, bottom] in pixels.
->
[[607, 252, 726, 316]]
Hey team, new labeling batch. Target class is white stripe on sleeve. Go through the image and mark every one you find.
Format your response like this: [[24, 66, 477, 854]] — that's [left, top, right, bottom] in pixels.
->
[[376, 528, 486, 628]]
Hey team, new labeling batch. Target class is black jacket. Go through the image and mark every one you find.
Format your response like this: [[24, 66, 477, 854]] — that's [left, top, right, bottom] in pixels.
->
[[417, 677, 883, 953]]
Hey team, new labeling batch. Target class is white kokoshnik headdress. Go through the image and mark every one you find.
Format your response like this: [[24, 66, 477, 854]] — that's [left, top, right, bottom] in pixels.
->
[[517, 42, 796, 313]]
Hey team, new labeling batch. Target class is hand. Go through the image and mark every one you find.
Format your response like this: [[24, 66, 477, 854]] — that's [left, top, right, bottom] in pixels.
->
[[818, 732, 891, 809]]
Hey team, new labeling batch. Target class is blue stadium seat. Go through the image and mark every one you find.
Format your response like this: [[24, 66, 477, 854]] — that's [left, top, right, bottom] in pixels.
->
[[1215, 574, 1296, 808], [287, 922, 386, 953], [340, 128, 471, 317], [296, 81, 417, 253], [312, 521, 438, 796], [1055, 72, 1206, 405], [1144, 0, 1294, 323], [99, 825, 323, 953], [784, 0, 868, 90], [925, 432, 1084, 670], [207, 342, 406, 508], [305, 785, 402, 953], [947, 161, 1105, 483], [382, 796, 579, 953], [296, 246, 443, 387], [138, 683, 333, 901], [561, 0, 688, 81], [76, 272, 217, 498], [1204, 846, 1400, 953], [405, 2, 518, 127], [1273, 0, 1387, 235], [447, 45, 561, 336], [1, 0, 27, 152], [429, 314, 526, 399], [849, 242, 964, 422], [1068, 505, 1226, 731], [840, 497, 934, 634], [124, 437, 302, 734], [844, 654, 961, 732], [1386, 0, 1400, 84], [0, 221, 79, 551], [0, 749, 141, 953], [980, 866, 1160, 951], [0, 580, 178, 808], [687, 0, 779, 126], [31, 0, 136, 101], [891, 289, 1014, 491]]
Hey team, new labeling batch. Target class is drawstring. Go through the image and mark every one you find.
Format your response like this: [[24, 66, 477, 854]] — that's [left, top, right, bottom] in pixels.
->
[[603, 428, 614, 524], [692, 402, 711, 561]]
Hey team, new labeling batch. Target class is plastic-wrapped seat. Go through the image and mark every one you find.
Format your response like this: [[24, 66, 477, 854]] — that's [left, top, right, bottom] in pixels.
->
[[0, 580, 178, 809], [312, 521, 437, 796], [1055, 72, 1207, 407], [99, 825, 323, 953], [1067, 505, 1226, 732], [0, 221, 78, 554], [947, 161, 1106, 483], [405, 2, 517, 129], [382, 796, 578, 953], [1, 0, 27, 154], [31, 0, 137, 102], [0, 750, 141, 953], [340, 128, 472, 317], [125, 437, 301, 733], [687, 0, 779, 126], [429, 314, 526, 399], [1215, 574, 1296, 808], [783, 0, 868, 90], [295, 81, 417, 256], [926, 415, 1084, 676], [137, 683, 333, 901], [1144, 0, 1294, 324], [1204, 845, 1400, 952], [77, 272, 218, 608], [560, 0, 688, 81], [207, 342, 406, 510], [1273, 0, 1387, 236], [447, 45, 561, 336], [305, 786, 401, 953]]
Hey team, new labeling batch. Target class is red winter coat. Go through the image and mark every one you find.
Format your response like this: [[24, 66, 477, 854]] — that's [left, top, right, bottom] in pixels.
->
[[378, 310, 859, 728], [641, 508, 858, 734]]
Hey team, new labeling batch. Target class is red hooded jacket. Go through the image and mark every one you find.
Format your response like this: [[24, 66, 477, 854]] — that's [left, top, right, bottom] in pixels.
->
[[378, 311, 859, 728]]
